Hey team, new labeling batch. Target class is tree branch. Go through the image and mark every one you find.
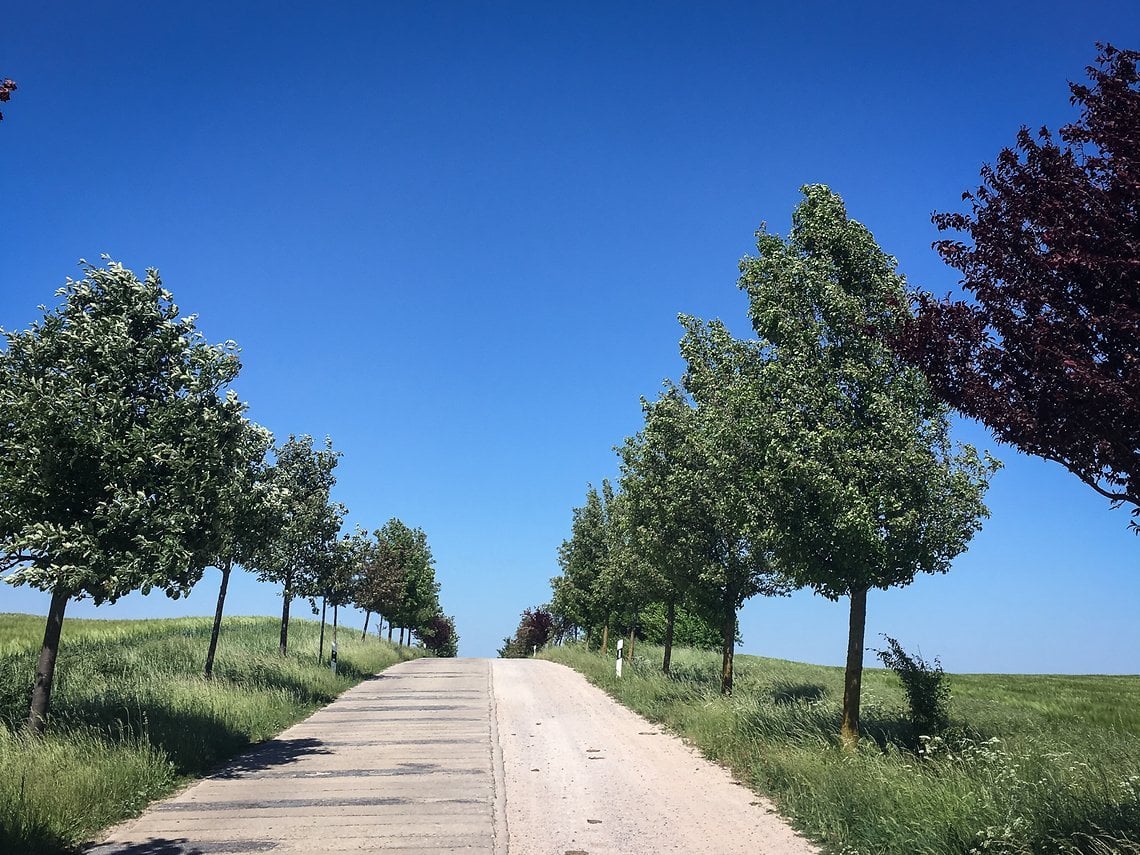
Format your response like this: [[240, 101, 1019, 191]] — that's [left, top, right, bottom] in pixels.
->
[[1045, 455, 1135, 505]]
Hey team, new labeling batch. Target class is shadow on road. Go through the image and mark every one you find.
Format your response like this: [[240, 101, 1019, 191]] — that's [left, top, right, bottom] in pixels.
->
[[84, 836, 203, 854], [210, 737, 332, 779]]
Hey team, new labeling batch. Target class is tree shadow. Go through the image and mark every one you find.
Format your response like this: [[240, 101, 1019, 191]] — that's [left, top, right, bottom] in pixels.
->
[[83, 837, 205, 855], [210, 737, 331, 779], [770, 682, 828, 705]]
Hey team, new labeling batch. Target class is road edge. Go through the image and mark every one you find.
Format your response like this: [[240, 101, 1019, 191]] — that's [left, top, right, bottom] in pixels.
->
[[487, 659, 510, 855]]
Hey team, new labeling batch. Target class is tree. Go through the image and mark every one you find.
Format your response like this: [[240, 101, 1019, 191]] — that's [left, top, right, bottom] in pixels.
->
[[249, 435, 344, 656], [898, 44, 1140, 529], [0, 77, 16, 122], [551, 484, 610, 647], [741, 185, 999, 746], [0, 260, 246, 731], [421, 613, 459, 657], [499, 606, 554, 657], [368, 518, 437, 645], [203, 418, 280, 678], [313, 529, 364, 666], [620, 389, 711, 674], [675, 319, 794, 695]]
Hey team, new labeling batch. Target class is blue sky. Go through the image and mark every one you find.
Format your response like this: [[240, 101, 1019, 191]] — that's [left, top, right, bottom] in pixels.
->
[[2, 2, 1137, 671]]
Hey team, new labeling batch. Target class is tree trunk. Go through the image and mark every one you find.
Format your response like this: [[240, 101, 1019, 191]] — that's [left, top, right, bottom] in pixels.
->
[[318, 596, 327, 665], [388, 622, 393, 642], [584, 628, 591, 650], [601, 623, 609, 656], [628, 625, 636, 662], [333, 604, 338, 649], [377, 616, 385, 640], [204, 560, 232, 679], [360, 611, 370, 641], [662, 597, 676, 675], [720, 593, 736, 696], [28, 588, 69, 733], [279, 573, 293, 656], [841, 586, 869, 750]]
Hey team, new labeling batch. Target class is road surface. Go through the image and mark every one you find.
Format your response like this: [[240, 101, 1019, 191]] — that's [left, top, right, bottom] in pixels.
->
[[92, 657, 817, 854]]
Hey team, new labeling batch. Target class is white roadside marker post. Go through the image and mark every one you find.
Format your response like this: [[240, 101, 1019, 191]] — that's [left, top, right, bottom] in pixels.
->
[[616, 637, 624, 678], [330, 641, 338, 676]]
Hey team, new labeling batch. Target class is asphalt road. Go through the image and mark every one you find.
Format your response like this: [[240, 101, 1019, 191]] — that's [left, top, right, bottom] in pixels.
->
[[91, 657, 816, 855]]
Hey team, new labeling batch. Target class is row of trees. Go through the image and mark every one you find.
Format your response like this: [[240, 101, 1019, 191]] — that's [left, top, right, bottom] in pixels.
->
[[551, 186, 999, 747], [0, 260, 457, 733], [549, 44, 1138, 746]]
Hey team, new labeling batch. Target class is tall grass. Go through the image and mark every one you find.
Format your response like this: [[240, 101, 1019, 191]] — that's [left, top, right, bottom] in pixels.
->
[[545, 644, 1140, 854], [0, 613, 423, 855]]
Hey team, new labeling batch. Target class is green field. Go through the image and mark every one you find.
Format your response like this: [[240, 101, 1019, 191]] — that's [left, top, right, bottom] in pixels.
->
[[0, 612, 423, 855], [544, 644, 1140, 855]]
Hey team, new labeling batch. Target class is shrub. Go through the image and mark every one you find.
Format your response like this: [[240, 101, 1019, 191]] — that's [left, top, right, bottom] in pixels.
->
[[875, 635, 951, 741]]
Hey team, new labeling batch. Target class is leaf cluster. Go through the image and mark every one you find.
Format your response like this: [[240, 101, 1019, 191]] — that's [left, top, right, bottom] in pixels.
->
[[900, 44, 1140, 524], [0, 261, 248, 602]]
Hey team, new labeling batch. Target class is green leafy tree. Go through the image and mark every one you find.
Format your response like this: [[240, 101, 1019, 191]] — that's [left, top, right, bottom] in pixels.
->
[[313, 528, 365, 665], [595, 483, 656, 662], [249, 435, 344, 656], [0, 260, 246, 730], [203, 418, 280, 678], [369, 518, 437, 645], [741, 185, 999, 746], [551, 484, 610, 647], [620, 389, 715, 673], [674, 319, 794, 695], [637, 601, 724, 650]]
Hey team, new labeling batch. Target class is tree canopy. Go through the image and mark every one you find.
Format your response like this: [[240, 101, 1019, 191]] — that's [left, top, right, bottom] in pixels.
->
[[0, 77, 15, 122], [249, 434, 344, 655], [0, 260, 248, 728], [740, 185, 998, 744], [899, 44, 1139, 528]]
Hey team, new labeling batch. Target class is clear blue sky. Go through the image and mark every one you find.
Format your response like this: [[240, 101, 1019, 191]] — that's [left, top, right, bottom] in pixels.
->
[[2, 2, 1137, 671]]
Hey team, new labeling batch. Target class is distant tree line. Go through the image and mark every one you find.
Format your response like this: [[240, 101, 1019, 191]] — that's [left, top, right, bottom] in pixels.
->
[[0, 258, 459, 734]]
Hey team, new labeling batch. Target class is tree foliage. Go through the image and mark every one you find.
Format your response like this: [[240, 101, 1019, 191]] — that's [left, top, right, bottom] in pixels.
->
[[362, 518, 439, 643], [421, 613, 459, 657], [619, 390, 708, 673], [248, 434, 344, 656], [499, 606, 554, 657], [899, 44, 1140, 527], [0, 77, 15, 122], [203, 418, 279, 677], [0, 260, 247, 728], [550, 484, 610, 641], [740, 185, 998, 745]]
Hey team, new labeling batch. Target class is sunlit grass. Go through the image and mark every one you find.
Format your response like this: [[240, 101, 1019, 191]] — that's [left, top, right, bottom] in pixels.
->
[[0, 613, 424, 854], [545, 643, 1140, 854]]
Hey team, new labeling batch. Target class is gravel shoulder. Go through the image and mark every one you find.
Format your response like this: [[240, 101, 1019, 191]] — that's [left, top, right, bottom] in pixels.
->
[[493, 658, 818, 855]]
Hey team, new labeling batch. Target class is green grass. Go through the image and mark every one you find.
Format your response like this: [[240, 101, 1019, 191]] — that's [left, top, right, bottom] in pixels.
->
[[0, 612, 424, 855], [544, 644, 1140, 855]]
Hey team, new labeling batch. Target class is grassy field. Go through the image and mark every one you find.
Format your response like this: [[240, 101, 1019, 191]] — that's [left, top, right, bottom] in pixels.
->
[[544, 644, 1140, 855], [0, 612, 423, 855]]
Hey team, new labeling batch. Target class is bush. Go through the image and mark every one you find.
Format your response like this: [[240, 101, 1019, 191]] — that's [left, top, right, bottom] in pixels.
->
[[875, 635, 951, 741]]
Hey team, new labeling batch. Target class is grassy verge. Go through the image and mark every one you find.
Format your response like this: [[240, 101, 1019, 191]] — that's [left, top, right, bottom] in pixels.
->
[[544, 644, 1140, 855], [0, 612, 424, 854]]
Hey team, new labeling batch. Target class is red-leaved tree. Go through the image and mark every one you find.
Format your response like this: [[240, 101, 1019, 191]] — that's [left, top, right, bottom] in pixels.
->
[[0, 78, 16, 122], [899, 44, 1139, 527]]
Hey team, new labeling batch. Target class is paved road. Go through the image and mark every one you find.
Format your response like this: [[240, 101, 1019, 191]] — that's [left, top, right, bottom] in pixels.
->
[[92, 658, 815, 854], [91, 658, 506, 854]]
